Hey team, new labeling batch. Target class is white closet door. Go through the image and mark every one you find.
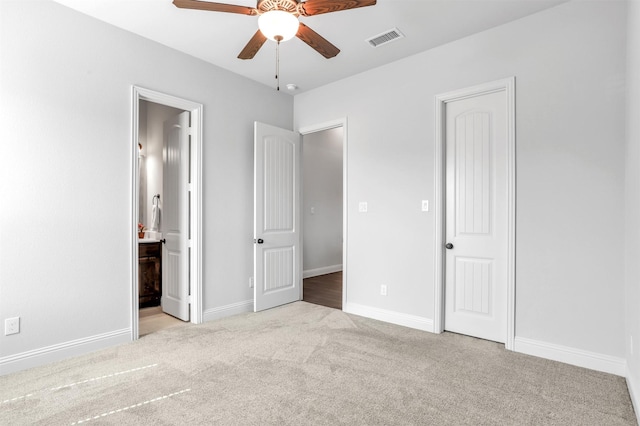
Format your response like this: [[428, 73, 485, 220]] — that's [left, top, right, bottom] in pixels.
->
[[444, 90, 508, 343]]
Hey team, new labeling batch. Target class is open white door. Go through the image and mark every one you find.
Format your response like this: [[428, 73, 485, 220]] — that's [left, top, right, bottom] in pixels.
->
[[254, 122, 301, 312], [162, 111, 190, 321]]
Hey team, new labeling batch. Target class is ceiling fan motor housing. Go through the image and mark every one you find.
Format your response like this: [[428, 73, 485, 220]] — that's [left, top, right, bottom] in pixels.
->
[[257, 0, 299, 15]]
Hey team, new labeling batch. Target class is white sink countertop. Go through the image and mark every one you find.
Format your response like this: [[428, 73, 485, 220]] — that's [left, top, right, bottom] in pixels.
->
[[139, 238, 160, 244]]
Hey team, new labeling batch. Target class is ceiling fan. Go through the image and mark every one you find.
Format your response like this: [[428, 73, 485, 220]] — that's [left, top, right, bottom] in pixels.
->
[[172, 0, 377, 60]]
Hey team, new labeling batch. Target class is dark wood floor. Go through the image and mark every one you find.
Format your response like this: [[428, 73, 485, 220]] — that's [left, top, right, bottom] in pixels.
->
[[303, 271, 342, 310]]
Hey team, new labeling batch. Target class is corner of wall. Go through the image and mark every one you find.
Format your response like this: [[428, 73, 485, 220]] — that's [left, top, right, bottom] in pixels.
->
[[627, 367, 640, 422], [626, 0, 640, 422]]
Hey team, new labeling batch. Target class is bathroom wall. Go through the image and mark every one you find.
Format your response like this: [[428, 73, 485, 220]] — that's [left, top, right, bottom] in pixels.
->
[[138, 100, 148, 226]]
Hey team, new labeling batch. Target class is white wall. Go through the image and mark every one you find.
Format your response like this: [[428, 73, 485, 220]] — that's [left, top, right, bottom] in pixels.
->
[[0, 0, 292, 372], [625, 0, 640, 414], [295, 1, 627, 365], [302, 128, 343, 276]]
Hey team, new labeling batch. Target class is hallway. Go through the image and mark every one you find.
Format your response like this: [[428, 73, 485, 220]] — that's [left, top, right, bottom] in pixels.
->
[[302, 271, 342, 310]]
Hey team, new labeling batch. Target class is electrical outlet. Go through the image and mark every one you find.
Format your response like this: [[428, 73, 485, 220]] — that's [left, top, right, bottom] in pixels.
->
[[5, 317, 20, 336], [249, 277, 254, 289], [358, 202, 368, 213], [380, 285, 387, 296]]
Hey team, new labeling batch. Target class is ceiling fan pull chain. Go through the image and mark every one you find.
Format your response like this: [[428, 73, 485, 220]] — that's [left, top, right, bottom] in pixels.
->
[[275, 36, 282, 91]]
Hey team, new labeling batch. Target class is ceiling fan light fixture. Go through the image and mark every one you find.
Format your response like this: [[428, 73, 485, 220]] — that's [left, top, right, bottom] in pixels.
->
[[258, 10, 299, 42]]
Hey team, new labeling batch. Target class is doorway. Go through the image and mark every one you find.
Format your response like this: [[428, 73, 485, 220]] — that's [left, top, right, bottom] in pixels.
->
[[137, 101, 187, 335], [434, 78, 516, 349], [299, 120, 347, 310], [131, 86, 203, 339]]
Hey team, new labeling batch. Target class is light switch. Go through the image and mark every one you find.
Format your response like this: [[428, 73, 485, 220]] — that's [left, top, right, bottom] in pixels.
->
[[310, 207, 315, 215], [358, 202, 368, 213], [421, 200, 429, 212]]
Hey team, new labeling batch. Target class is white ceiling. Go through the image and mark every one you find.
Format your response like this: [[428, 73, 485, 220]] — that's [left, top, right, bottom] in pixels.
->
[[52, 0, 567, 93]]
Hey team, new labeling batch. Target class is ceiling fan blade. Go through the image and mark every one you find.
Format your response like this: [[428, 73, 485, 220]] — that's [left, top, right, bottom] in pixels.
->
[[298, 0, 376, 17], [238, 30, 268, 59], [173, 0, 257, 15], [296, 23, 340, 58]]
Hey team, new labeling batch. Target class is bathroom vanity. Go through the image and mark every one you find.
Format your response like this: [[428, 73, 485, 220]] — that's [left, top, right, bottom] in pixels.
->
[[139, 241, 162, 308]]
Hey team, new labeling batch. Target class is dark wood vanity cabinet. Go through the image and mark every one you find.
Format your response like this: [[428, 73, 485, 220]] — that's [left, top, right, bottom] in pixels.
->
[[139, 241, 162, 308]]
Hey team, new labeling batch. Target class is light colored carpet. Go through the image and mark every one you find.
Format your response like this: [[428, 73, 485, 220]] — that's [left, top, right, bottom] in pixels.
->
[[0, 302, 636, 425]]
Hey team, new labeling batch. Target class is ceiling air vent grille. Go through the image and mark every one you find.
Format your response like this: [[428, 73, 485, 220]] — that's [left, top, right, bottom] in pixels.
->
[[366, 28, 405, 48]]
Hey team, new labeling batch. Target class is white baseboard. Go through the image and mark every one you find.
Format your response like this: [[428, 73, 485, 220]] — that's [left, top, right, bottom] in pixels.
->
[[0, 328, 130, 376], [344, 302, 433, 332], [513, 336, 626, 376], [627, 366, 640, 423], [303, 265, 342, 279], [203, 299, 253, 322]]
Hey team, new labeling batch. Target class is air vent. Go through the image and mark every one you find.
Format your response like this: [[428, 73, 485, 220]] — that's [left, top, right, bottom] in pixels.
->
[[366, 28, 405, 48]]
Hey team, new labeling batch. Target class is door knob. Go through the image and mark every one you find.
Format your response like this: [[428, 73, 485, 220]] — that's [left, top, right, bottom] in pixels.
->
[[160, 239, 166, 244], [256, 239, 264, 244], [445, 243, 454, 249]]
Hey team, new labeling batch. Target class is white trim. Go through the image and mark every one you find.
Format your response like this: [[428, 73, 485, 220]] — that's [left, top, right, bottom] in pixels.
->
[[627, 366, 640, 422], [131, 86, 204, 341], [344, 302, 434, 332], [299, 118, 348, 309], [433, 77, 516, 350], [203, 300, 253, 322], [190, 103, 204, 325], [0, 329, 130, 376], [513, 336, 626, 376], [298, 119, 345, 135], [303, 264, 343, 279]]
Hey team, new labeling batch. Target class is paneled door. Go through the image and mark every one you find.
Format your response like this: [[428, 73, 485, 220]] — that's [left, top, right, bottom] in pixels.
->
[[444, 90, 508, 343], [162, 111, 190, 321], [254, 122, 301, 312]]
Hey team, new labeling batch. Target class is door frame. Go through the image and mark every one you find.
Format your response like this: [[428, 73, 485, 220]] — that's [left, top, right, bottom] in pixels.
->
[[299, 118, 348, 309], [433, 78, 516, 349], [131, 86, 204, 339]]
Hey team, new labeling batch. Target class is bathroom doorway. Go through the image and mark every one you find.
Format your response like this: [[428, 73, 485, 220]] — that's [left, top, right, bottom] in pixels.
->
[[131, 86, 203, 339], [138, 101, 185, 335]]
